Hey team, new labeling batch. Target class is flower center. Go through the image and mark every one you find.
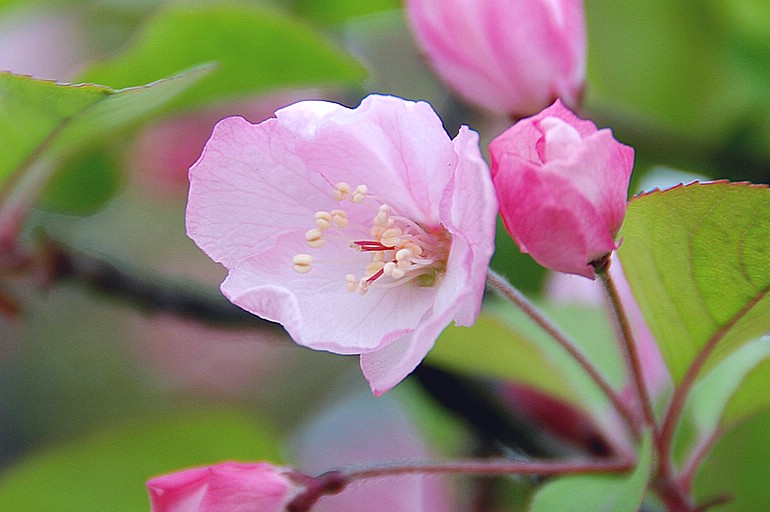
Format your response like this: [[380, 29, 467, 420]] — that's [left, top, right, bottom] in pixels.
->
[[291, 182, 450, 294]]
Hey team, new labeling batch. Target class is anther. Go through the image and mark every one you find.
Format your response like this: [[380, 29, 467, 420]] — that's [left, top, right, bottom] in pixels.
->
[[315, 211, 333, 231], [380, 228, 402, 247], [345, 274, 358, 293], [330, 209, 349, 228], [305, 228, 325, 248], [351, 184, 368, 204], [333, 182, 351, 201], [292, 253, 313, 274]]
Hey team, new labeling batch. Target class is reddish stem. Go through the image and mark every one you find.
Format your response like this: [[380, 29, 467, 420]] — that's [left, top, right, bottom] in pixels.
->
[[595, 261, 658, 434]]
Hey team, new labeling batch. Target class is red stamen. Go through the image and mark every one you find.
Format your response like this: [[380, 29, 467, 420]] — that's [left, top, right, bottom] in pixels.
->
[[353, 240, 394, 251], [366, 268, 385, 283]]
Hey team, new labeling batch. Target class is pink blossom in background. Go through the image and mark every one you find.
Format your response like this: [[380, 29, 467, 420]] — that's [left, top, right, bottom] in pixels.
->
[[148, 462, 301, 512], [0, 7, 89, 80], [186, 94, 497, 396], [490, 100, 634, 278], [405, 0, 586, 117], [130, 92, 320, 198], [292, 391, 452, 512]]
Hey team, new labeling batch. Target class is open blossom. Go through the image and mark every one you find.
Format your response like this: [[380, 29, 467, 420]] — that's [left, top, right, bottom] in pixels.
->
[[405, 0, 586, 116], [490, 100, 634, 278], [148, 462, 301, 512], [186, 94, 497, 395]]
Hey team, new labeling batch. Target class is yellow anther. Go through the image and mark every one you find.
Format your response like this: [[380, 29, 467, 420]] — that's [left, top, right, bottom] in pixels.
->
[[351, 184, 368, 204], [292, 253, 313, 274], [331, 209, 349, 228], [372, 251, 385, 262], [380, 228, 402, 247], [345, 274, 358, 293], [305, 228, 325, 248], [315, 213, 333, 230], [395, 248, 412, 262], [333, 182, 351, 201]]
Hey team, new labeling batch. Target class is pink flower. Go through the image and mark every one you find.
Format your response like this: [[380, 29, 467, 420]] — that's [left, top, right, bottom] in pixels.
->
[[490, 100, 634, 278], [405, 0, 586, 116], [147, 462, 300, 512], [186, 94, 497, 395]]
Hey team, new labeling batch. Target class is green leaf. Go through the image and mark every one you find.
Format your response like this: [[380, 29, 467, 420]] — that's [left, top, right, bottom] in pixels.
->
[[695, 410, 770, 511], [292, 0, 400, 24], [0, 409, 283, 512], [0, 73, 110, 186], [79, 4, 368, 111], [0, 66, 208, 209], [676, 336, 770, 464], [618, 182, 770, 383], [585, 0, 738, 143], [427, 313, 581, 407], [429, 298, 626, 425], [722, 340, 770, 426], [529, 431, 653, 512]]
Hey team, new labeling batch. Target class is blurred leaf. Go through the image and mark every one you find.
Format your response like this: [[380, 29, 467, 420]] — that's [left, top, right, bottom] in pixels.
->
[[38, 145, 121, 215], [676, 336, 770, 463], [427, 313, 581, 407], [292, 0, 400, 24], [490, 217, 547, 294], [618, 182, 770, 382], [695, 410, 770, 511], [585, 0, 739, 143], [0, 67, 209, 210], [0, 410, 283, 512], [79, 3, 368, 111], [429, 297, 626, 428], [529, 431, 652, 512]]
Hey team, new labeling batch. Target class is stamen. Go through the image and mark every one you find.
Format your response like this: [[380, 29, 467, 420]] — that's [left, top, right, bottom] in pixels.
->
[[292, 253, 313, 274], [305, 228, 325, 248], [345, 274, 358, 293], [314, 211, 333, 231], [351, 184, 368, 204], [333, 182, 351, 201], [380, 228, 402, 247], [331, 209, 349, 228]]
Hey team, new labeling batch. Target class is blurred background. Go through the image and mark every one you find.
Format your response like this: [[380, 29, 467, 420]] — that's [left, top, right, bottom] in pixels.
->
[[1, 0, 769, 510]]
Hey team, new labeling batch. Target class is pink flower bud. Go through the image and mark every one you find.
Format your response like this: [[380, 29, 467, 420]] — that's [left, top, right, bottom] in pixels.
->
[[147, 462, 301, 512], [405, 0, 586, 116], [490, 100, 634, 279]]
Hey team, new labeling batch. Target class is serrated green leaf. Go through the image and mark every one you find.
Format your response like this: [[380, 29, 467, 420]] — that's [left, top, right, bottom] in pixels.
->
[[529, 431, 653, 512], [618, 182, 770, 383], [0, 409, 283, 512], [0, 73, 110, 185], [79, 4, 367, 111], [0, 66, 208, 211]]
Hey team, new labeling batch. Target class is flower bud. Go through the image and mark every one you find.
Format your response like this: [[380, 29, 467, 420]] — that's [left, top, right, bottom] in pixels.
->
[[490, 100, 634, 278], [405, 0, 586, 116], [147, 462, 301, 512]]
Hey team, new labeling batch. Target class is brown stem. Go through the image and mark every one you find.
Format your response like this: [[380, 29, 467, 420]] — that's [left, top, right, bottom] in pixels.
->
[[486, 269, 640, 437], [594, 258, 658, 434]]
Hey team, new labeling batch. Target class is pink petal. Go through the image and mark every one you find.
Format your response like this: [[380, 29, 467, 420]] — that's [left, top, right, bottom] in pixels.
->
[[187, 116, 335, 269]]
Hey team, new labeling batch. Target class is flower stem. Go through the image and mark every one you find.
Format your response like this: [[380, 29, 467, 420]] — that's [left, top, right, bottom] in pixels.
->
[[594, 261, 657, 433], [338, 456, 634, 481], [486, 269, 639, 436]]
